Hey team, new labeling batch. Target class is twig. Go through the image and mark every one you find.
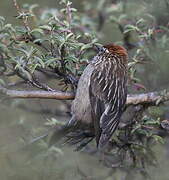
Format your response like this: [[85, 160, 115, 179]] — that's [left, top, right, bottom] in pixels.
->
[[53, 66, 78, 86], [14, 67, 56, 91], [66, 1, 72, 30], [12, 0, 31, 31]]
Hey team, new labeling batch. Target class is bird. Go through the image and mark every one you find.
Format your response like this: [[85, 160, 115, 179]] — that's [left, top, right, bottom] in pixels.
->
[[49, 43, 128, 150]]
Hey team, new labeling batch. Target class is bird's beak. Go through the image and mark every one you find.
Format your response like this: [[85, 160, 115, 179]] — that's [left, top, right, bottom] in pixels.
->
[[93, 44, 103, 52]]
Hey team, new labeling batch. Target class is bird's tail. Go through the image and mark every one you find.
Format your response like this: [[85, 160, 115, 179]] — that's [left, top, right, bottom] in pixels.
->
[[49, 116, 77, 147], [49, 116, 94, 150]]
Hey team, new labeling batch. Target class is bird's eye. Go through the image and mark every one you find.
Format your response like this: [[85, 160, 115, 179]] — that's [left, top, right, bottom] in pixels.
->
[[99, 47, 106, 53], [93, 44, 107, 54]]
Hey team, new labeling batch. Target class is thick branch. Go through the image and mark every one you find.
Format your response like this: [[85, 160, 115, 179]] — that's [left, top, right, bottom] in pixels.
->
[[127, 90, 169, 105], [0, 85, 169, 105], [0, 86, 74, 100]]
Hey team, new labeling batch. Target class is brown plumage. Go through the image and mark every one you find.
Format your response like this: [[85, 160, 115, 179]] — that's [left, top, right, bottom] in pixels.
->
[[49, 43, 128, 149]]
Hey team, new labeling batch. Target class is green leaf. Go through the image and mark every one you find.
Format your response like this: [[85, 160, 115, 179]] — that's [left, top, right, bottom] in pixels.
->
[[80, 44, 92, 51], [34, 56, 45, 68], [143, 118, 160, 125], [137, 129, 149, 136], [118, 14, 127, 22], [152, 135, 164, 144], [66, 56, 78, 62], [0, 16, 5, 22], [39, 25, 52, 31], [65, 32, 74, 40], [29, 4, 39, 12], [124, 24, 140, 34], [109, 15, 118, 23], [131, 124, 141, 134], [136, 18, 145, 26], [67, 1, 72, 6], [33, 38, 44, 44], [30, 63, 40, 73], [31, 28, 44, 35], [45, 58, 60, 66], [71, 8, 77, 12], [91, 38, 98, 44], [0, 79, 5, 86]]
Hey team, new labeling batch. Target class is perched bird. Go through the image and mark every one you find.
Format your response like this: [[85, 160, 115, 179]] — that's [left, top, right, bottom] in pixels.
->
[[49, 43, 128, 149]]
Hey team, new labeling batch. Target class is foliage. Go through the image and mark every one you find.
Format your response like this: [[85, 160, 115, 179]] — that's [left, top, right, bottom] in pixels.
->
[[0, 0, 100, 91], [0, 0, 169, 179]]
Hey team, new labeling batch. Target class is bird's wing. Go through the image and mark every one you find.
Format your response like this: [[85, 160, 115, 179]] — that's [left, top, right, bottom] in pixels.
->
[[89, 93, 104, 147], [89, 66, 127, 148]]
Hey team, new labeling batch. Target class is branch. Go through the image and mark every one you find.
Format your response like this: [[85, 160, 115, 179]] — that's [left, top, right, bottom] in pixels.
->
[[127, 90, 169, 105], [0, 85, 74, 100], [0, 85, 169, 105]]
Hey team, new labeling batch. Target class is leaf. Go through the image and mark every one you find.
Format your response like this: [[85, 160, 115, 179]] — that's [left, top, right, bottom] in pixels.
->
[[39, 25, 52, 31], [66, 56, 78, 62], [131, 124, 141, 134], [69, 42, 84, 49], [148, 28, 153, 36], [144, 119, 160, 125], [152, 135, 164, 144], [29, 4, 39, 12], [33, 38, 44, 44], [118, 14, 127, 22], [30, 63, 40, 73], [0, 16, 5, 22], [131, 77, 141, 83], [109, 15, 118, 23], [91, 38, 98, 44], [155, 97, 163, 105], [49, 146, 64, 156], [128, 62, 137, 68], [71, 8, 77, 12], [67, 1, 72, 6], [16, 47, 37, 59], [31, 28, 44, 35], [137, 129, 149, 136], [59, 40, 66, 49], [0, 79, 5, 86], [80, 44, 92, 51], [124, 24, 140, 34], [65, 32, 74, 40], [59, 0, 67, 5], [45, 117, 65, 126], [76, 35, 81, 39], [45, 58, 60, 66], [136, 18, 145, 26], [34, 56, 45, 68]]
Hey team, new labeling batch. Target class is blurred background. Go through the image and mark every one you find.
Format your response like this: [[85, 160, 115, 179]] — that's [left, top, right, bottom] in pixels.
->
[[0, 0, 169, 179]]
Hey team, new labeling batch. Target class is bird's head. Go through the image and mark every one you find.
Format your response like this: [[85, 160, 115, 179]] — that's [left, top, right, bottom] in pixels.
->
[[103, 43, 128, 59]]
